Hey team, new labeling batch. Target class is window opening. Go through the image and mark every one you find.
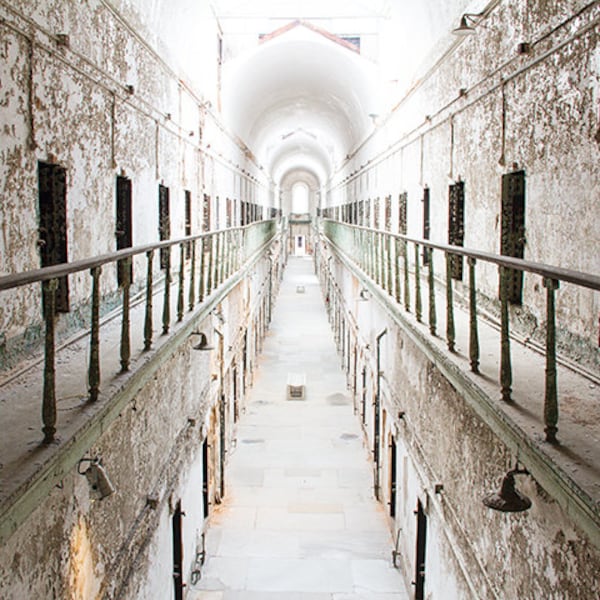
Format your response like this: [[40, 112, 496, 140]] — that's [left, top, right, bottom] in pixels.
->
[[172, 500, 184, 600]]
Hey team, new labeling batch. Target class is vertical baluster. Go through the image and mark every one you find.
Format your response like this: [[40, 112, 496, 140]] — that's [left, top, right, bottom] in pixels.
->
[[468, 257, 479, 373], [198, 238, 206, 303], [428, 247, 436, 335], [387, 235, 393, 295], [188, 240, 196, 311], [207, 234, 214, 295], [162, 248, 171, 335], [403, 240, 410, 312], [544, 278, 560, 443], [144, 250, 154, 351], [42, 278, 57, 443], [88, 266, 101, 401], [394, 237, 401, 303], [499, 265, 512, 402], [120, 257, 131, 371], [414, 243, 422, 322], [177, 243, 185, 322], [445, 253, 456, 352]]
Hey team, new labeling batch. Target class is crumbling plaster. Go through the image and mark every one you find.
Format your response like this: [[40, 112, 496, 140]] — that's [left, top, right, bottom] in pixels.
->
[[330, 0, 600, 359]]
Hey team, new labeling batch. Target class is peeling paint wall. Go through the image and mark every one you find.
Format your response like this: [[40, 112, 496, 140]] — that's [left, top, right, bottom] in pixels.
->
[[0, 0, 271, 370], [330, 0, 600, 365], [325, 253, 600, 599]]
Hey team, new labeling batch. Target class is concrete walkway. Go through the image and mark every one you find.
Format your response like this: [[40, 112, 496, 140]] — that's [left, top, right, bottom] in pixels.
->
[[190, 256, 408, 600]]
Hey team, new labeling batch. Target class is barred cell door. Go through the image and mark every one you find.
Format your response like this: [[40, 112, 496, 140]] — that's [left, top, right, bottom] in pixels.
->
[[158, 184, 170, 269], [500, 171, 526, 304], [38, 161, 69, 312], [116, 175, 133, 285], [448, 182, 465, 280]]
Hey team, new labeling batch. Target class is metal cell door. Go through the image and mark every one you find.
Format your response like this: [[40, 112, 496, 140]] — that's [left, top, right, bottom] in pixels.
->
[[158, 184, 170, 269], [116, 175, 133, 285], [448, 182, 465, 280], [38, 161, 69, 312], [501, 171, 526, 304]]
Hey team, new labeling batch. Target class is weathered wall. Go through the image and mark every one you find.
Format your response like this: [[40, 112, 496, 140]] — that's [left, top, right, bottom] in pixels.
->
[[0, 0, 271, 370], [323, 250, 600, 599], [0, 249, 277, 598], [329, 0, 600, 362]]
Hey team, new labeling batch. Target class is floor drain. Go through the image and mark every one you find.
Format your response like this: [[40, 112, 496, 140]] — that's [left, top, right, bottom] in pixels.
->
[[340, 433, 358, 440], [241, 439, 265, 444]]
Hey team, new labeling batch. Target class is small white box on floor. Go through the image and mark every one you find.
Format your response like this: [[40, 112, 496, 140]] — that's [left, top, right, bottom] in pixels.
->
[[286, 373, 306, 400]]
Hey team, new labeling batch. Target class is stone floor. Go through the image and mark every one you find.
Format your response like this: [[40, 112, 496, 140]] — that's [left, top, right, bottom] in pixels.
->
[[189, 256, 409, 599]]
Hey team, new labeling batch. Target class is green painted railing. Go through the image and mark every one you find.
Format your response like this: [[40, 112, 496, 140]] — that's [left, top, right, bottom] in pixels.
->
[[0, 220, 277, 443], [321, 218, 600, 445]]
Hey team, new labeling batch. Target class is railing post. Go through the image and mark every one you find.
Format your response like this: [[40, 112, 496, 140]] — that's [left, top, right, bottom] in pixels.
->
[[387, 234, 393, 295], [177, 243, 185, 322], [88, 266, 101, 402], [445, 253, 456, 352], [198, 238, 206, 303], [499, 265, 512, 402], [188, 240, 196, 311], [414, 243, 422, 322], [427, 247, 436, 336], [144, 250, 154, 351], [207, 234, 214, 294], [544, 278, 560, 444], [394, 237, 401, 303], [403, 240, 410, 312], [42, 278, 57, 443], [162, 248, 171, 335], [120, 257, 131, 372], [468, 257, 479, 372]]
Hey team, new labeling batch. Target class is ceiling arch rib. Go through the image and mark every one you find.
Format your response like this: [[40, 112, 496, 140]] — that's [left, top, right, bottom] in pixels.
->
[[222, 22, 382, 187]]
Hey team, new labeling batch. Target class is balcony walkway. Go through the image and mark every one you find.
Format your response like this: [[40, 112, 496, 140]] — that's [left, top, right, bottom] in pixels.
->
[[190, 256, 409, 600]]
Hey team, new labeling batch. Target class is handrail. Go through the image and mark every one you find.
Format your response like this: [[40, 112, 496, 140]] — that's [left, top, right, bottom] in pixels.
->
[[319, 217, 599, 446], [0, 222, 273, 292], [0, 219, 279, 445], [323, 220, 600, 291]]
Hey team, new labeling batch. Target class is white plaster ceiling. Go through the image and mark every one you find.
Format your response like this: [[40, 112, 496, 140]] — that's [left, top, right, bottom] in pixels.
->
[[212, 0, 489, 189]]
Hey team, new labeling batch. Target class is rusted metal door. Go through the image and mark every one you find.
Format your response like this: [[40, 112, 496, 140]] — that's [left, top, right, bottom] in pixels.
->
[[389, 437, 397, 518], [38, 161, 69, 312], [398, 192, 408, 236], [414, 499, 427, 600], [501, 170, 526, 304], [116, 175, 133, 285], [422, 187, 430, 265], [158, 184, 170, 269], [448, 181, 465, 280], [184, 190, 192, 258], [171, 500, 184, 600]]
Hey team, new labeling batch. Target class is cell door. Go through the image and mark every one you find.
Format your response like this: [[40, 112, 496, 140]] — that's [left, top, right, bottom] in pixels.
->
[[38, 161, 69, 312], [414, 499, 427, 600], [158, 184, 170, 269], [389, 437, 397, 518], [172, 500, 184, 600], [422, 187, 430, 265], [202, 437, 210, 519], [184, 190, 192, 259], [116, 175, 133, 286], [448, 182, 465, 280], [501, 171, 526, 304]]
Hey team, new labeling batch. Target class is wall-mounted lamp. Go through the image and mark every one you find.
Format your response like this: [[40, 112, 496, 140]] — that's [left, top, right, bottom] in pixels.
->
[[452, 13, 483, 35], [190, 331, 214, 351], [78, 457, 115, 500], [359, 288, 371, 301], [483, 467, 531, 512]]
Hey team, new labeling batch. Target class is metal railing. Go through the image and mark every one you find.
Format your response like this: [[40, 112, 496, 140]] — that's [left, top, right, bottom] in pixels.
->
[[321, 218, 600, 445], [0, 220, 278, 443]]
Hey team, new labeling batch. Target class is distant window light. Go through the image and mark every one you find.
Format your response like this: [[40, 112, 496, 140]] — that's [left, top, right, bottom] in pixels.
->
[[341, 36, 360, 51]]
